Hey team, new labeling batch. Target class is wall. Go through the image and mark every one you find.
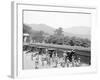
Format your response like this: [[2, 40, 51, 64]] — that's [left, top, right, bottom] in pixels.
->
[[0, 0, 100, 80]]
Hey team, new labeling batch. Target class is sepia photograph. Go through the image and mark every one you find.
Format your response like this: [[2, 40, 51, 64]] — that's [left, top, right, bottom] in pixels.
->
[[22, 10, 91, 69]]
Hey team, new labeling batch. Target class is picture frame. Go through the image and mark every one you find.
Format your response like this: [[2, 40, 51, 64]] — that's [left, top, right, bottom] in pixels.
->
[[11, 1, 97, 78]]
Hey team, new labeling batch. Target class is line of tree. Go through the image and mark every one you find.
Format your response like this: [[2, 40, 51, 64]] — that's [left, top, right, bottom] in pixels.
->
[[23, 24, 91, 48]]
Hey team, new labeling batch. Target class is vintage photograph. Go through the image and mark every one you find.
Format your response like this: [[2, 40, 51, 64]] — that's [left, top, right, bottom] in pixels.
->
[[23, 10, 91, 69]]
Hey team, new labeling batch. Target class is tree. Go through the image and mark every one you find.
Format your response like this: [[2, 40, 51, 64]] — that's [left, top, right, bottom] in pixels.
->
[[30, 31, 45, 43], [23, 24, 32, 34], [69, 39, 75, 46], [54, 27, 64, 38], [63, 36, 70, 45], [46, 35, 57, 44], [51, 27, 64, 44], [79, 38, 91, 47]]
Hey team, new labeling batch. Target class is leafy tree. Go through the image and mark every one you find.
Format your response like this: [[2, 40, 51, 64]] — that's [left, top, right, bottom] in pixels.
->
[[79, 38, 91, 47], [50, 27, 64, 44], [23, 24, 32, 34], [63, 36, 70, 45], [68, 39, 75, 46], [30, 31, 45, 43], [54, 27, 64, 38]]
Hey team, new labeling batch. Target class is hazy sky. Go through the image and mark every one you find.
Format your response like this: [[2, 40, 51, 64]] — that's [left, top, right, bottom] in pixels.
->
[[23, 10, 91, 29]]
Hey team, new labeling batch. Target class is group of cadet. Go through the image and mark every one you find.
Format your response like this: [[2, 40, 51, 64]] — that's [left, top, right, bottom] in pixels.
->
[[25, 46, 81, 69]]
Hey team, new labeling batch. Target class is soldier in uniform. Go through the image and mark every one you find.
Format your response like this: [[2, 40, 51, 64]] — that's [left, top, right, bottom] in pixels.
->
[[35, 53, 39, 69]]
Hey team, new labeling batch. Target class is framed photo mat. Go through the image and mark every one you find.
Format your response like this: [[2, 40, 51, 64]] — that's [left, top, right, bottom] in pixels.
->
[[11, 1, 97, 78]]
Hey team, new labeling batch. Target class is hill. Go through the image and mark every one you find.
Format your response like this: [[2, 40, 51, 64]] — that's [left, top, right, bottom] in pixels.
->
[[28, 24, 55, 35], [25, 24, 90, 39], [63, 27, 91, 39]]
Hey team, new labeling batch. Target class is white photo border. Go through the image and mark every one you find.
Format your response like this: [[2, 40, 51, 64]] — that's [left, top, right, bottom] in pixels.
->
[[11, 2, 97, 78]]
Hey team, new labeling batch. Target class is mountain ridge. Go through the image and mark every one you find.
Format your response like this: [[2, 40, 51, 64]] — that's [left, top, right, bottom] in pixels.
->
[[25, 23, 91, 39]]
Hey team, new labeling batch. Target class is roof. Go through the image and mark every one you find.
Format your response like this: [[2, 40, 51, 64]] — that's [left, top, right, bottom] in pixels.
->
[[23, 33, 30, 36]]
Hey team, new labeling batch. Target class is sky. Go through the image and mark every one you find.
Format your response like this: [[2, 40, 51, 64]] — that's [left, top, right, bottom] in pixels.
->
[[23, 10, 91, 29]]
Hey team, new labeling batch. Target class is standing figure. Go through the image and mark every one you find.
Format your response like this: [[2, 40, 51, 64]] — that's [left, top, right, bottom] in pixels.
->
[[46, 53, 50, 66], [52, 51, 58, 68], [35, 53, 39, 69], [76, 57, 81, 67], [55, 53, 58, 67], [63, 50, 67, 66], [66, 58, 70, 67], [72, 56, 75, 67]]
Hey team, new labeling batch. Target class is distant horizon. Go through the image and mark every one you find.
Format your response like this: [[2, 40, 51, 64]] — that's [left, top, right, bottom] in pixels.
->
[[24, 23, 91, 29]]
